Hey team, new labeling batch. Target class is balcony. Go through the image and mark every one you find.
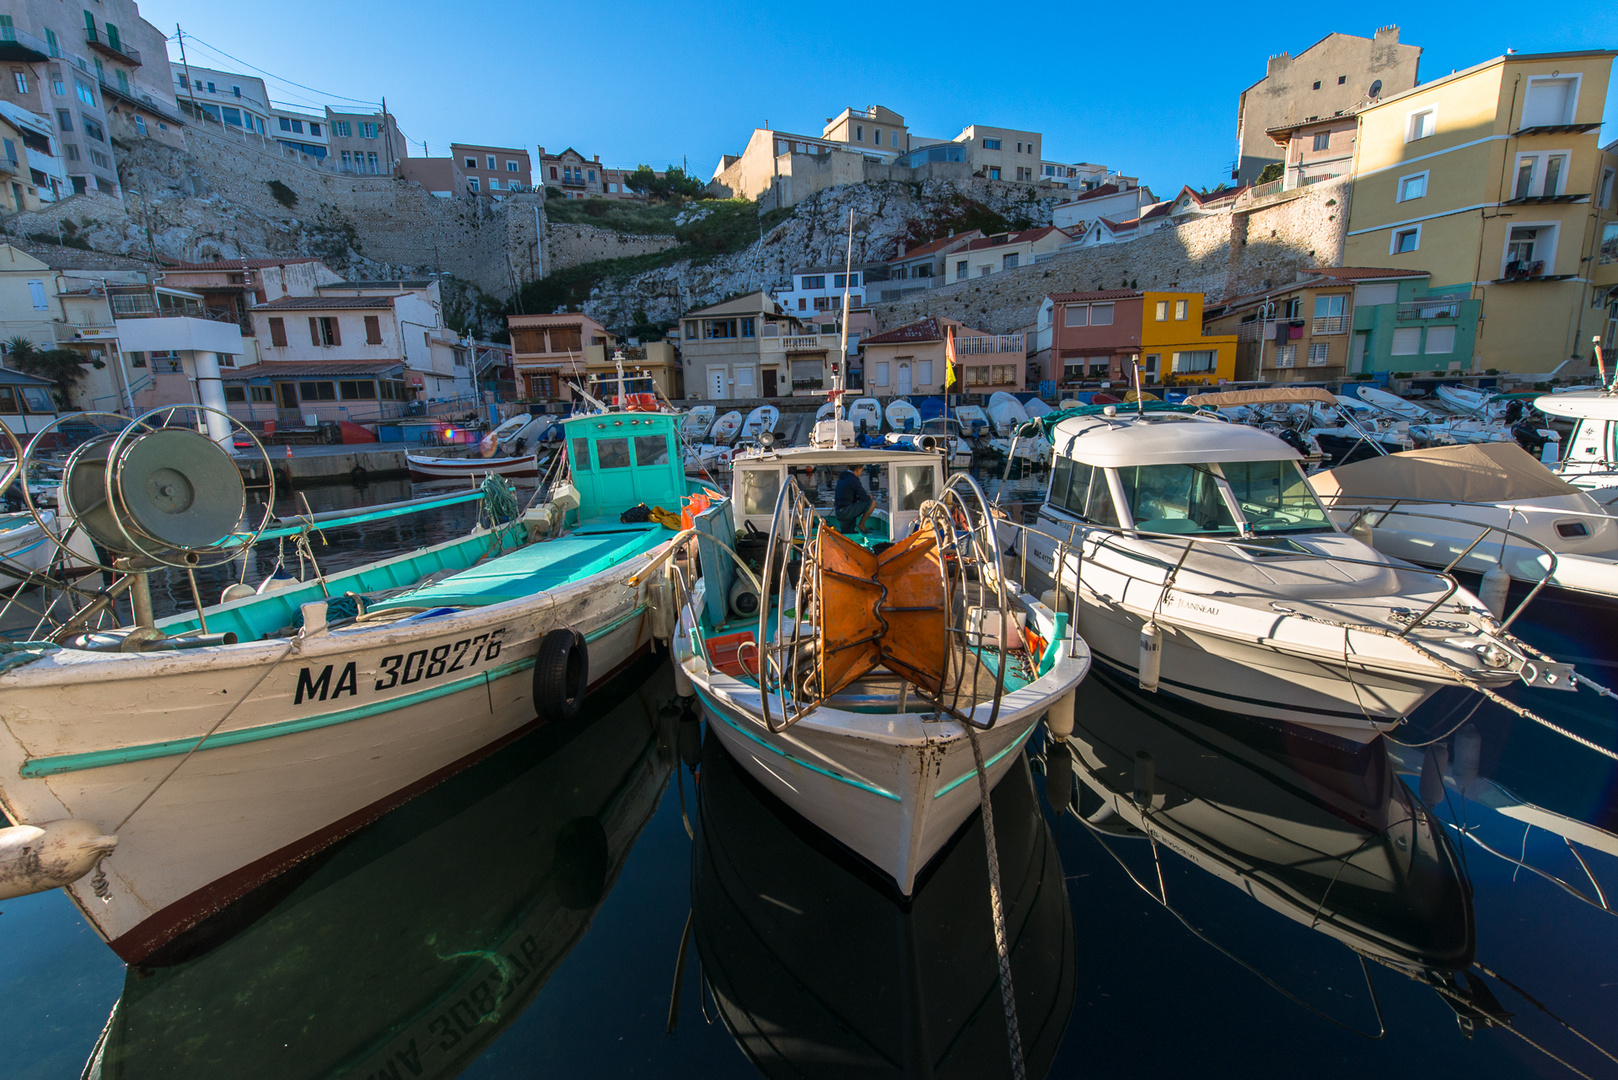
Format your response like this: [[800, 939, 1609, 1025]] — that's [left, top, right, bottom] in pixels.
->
[[559, 175, 587, 188], [956, 334, 1025, 355], [53, 321, 118, 343], [1310, 315, 1348, 335], [1397, 300, 1462, 320], [84, 28, 140, 66], [761, 333, 837, 356], [0, 157, 17, 177], [0, 25, 50, 62]]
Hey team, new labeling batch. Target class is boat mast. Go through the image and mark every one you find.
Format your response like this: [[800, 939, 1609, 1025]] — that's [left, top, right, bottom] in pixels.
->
[[834, 210, 854, 450]]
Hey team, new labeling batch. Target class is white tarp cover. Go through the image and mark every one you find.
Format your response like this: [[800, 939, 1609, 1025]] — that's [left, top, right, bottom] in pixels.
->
[[1184, 387, 1339, 407], [1312, 442, 1578, 505]]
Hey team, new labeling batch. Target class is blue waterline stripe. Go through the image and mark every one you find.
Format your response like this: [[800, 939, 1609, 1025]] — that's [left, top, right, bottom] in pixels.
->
[[933, 735, 1027, 798], [697, 689, 903, 802], [19, 607, 645, 778]]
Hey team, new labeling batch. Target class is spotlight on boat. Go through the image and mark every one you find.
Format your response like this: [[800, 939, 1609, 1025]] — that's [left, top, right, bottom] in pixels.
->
[[758, 430, 776, 449]]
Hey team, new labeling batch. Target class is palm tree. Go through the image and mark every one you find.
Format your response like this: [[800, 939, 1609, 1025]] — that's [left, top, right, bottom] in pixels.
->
[[3, 336, 36, 368]]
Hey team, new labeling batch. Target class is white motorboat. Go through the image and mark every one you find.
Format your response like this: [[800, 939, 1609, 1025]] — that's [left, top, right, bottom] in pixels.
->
[[1535, 390, 1618, 505], [0, 392, 714, 963], [682, 404, 717, 441], [406, 450, 540, 482], [884, 397, 921, 433], [1355, 384, 1438, 423], [987, 391, 1031, 436], [846, 397, 883, 435], [1435, 384, 1502, 419], [0, 508, 97, 589], [671, 439, 1090, 895], [953, 404, 991, 438], [710, 410, 744, 445], [739, 404, 779, 444], [920, 416, 974, 467], [1016, 404, 1541, 738]]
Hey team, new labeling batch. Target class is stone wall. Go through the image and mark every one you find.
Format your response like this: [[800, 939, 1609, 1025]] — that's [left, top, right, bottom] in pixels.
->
[[543, 219, 680, 273], [868, 177, 1351, 334]]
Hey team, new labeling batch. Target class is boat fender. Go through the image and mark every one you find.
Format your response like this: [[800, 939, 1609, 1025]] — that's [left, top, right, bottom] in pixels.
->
[[1044, 740, 1073, 815], [1132, 750, 1155, 806], [678, 714, 702, 769], [1348, 517, 1374, 546], [672, 656, 695, 699], [729, 576, 760, 619], [1419, 744, 1448, 806], [647, 568, 675, 644], [256, 565, 300, 594], [0, 820, 118, 901], [1137, 620, 1162, 692], [1453, 725, 1482, 791], [1478, 564, 1511, 620], [221, 582, 258, 604], [533, 628, 588, 723], [1046, 689, 1075, 740]]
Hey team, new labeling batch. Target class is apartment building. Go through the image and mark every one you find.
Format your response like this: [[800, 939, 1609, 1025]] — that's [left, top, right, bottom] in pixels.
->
[[773, 264, 881, 315], [537, 147, 638, 199], [678, 292, 838, 400], [822, 105, 908, 160], [1040, 161, 1129, 191], [1341, 49, 1618, 373], [507, 312, 615, 400], [0, 0, 183, 198], [1264, 113, 1358, 191], [326, 109, 405, 175], [955, 125, 1041, 182], [171, 64, 272, 138], [881, 231, 983, 299], [947, 228, 1072, 282], [160, 257, 345, 366], [455, 144, 531, 195], [0, 111, 39, 212], [861, 317, 1026, 396], [1036, 290, 1236, 386], [1235, 27, 1420, 183], [0, 100, 65, 203], [581, 340, 681, 400]]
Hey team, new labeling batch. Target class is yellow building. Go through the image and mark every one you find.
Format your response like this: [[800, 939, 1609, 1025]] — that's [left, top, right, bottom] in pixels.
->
[[1138, 292, 1239, 386], [1342, 50, 1617, 375]]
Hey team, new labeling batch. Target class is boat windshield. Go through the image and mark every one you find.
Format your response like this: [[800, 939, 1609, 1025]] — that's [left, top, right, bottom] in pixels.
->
[[1115, 463, 1237, 535], [1218, 460, 1333, 534], [737, 469, 782, 516]]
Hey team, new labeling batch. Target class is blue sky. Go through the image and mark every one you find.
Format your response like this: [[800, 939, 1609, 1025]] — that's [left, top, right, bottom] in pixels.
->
[[147, 1, 1618, 193]]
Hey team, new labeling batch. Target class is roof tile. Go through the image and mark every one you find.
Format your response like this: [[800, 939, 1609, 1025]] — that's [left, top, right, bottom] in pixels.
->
[[252, 295, 401, 310], [862, 317, 942, 344]]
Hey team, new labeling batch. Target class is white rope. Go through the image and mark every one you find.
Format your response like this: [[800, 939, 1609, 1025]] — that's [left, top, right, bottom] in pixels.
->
[[966, 724, 1026, 1080]]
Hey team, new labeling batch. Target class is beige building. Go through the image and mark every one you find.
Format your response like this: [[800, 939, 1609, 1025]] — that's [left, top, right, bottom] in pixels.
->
[[947, 228, 1073, 283], [679, 291, 841, 400], [822, 105, 908, 160], [326, 108, 405, 176], [1236, 26, 1420, 184], [537, 147, 642, 200], [582, 339, 681, 400], [0, 112, 40, 212], [455, 143, 530, 195], [1341, 49, 1618, 373], [861, 317, 1026, 395], [508, 312, 615, 399], [954, 125, 1042, 183], [1265, 112, 1359, 190]]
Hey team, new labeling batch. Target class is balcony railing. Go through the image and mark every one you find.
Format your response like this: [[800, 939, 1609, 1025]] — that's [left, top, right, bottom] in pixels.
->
[[559, 175, 587, 188], [781, 335, 827, 351], [0, 25, 51, 62], [84, 28, 140, 66], [110, 293, 158, 316], [1311, 315, 1348, 335], [956, 334, 1025, 355], [53, 321, 116, 342], [1397, 301, 1462, 320]]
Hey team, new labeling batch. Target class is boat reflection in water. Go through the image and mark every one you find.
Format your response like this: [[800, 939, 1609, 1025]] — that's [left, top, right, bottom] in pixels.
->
[[1052, 673, 1479, 1024], [692, 733, 1075, 1078], [85, 659, 677, 1080]]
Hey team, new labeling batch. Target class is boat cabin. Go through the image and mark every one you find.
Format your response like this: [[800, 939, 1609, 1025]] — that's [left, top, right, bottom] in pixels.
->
[[1537, 392, 1617, 479], [731, 446, 944, 545], [0, 367, 67, 438], [1045, 411, 1336, 537], [562, 411, 686, 522]]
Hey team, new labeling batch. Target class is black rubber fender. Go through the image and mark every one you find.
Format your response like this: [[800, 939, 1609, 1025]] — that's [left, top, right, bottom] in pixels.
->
[[533, 627, 588, 722]]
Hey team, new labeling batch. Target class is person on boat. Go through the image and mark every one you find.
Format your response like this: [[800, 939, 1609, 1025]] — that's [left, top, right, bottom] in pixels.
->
[[834, 463, 874, 533]]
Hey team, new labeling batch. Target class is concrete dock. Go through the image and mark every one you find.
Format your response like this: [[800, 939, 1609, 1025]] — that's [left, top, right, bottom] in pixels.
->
[[235, 443, 411, 488]]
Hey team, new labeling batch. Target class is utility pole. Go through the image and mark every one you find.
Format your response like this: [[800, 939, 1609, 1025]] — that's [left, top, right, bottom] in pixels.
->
[[381, 95, 396, 172], [175, 25, 198, 117]]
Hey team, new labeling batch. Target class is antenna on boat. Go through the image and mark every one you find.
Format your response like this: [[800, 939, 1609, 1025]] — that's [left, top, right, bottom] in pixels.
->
[[1131, 354, 1145, 417], [833, 210, 856, 450]]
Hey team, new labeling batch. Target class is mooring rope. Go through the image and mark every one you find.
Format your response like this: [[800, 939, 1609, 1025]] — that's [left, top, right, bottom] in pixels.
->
[[965, 724, 1026, 1080]]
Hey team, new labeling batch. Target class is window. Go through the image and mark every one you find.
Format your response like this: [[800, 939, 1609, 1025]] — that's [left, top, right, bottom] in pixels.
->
[[1424, 326, 1456, 354], [802, 275, 825, 289], [1155, 300, 1168, 320], [361, 122, 378, 139], [338, 380, 376, 400], [1406, 108, 1436, 142], [1312, 131, 1331, 151], [223, 385, 247, 404], [335, 121, 351, 137], [65, 144, 78, 161], [26, 279, 48, 310], [222, 107, 241, 127], [874, 128, 881, 145], [1313, 295, 1345, 319], [250, 386, 274, 403], [587, 170, 594, 182], [486, 155, 495, 170], [309, 316, 340, 346], [1116, 463, 1237, 535], [88, 150, 109, 168], [268, 317, 287, 347], [983, 138, 1001, 149], [1522, 75, 1578, 128], [1174, 299, 1188, 320], [368, 152, 378, 173], [52, 75, 63, 97], [133, 115, 145, 135], [45, 28, 58, 57], [1391, 327, 1422, 355], [1064, 304, 1089, 328], [309, 123, 321, 137], [1601, 169, 1615, 210], [340, 151, 351, 169], [75, 78, 95, 106], [1090, 303, 1114, 326], [1307, 342, 1330, 366], [1391, 225, 1420, 254], [1601, 222, 1618, 266], [1172, 350, 1216, 373], [1504, 223, 1557, 276], [856, 125, 863, 141], [1512, 151, 1570, 199], [956, 260, 968, 281], [56, 109, 72, 133], [633, 434, 669, 467], [13, 70, 27, 94], [205, 82, 215, 93], [82, 119, 103, 142], [1312, 81, 1321, 90], [1274, 344, 1296, 368], [1397, 171, 1428, 202], [989, 167, 1001, 181], [1002, 253, 1018, 269], [364, 315, 382, 344], [278, 117, 292, 132], [488, 179, 499, 190], [468, 177, 479, 192], [740, 317, 755, 338], [506, 160, 518, 172], [1338, 75, 1347, 85], [299, 381, 336, 401]]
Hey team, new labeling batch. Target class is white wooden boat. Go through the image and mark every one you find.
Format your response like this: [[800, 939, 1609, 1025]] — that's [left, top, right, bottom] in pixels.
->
[[682, 404, 716, 441], [1435, 384, 1502, 418], [739, 404, 779, 443], [884, 398, 920, 433], [846, 397, 883, 435], [953, 404, 991, 438], [673, 441, 1090, 894], [710, 410, 744, 445], [0, 404, 717, 962], [0, 508, 97, 589], [1018, 404, 1541, 738], [406, 451, 539, 481], [987, 391, 1030, 436]]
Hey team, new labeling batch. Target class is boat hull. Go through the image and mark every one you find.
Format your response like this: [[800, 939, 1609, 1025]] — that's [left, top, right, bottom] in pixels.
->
[[405, 453, 539, 481], [0, 563, 656, 962]]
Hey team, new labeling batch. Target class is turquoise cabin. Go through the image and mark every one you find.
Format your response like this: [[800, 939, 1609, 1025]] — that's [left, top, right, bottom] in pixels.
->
[[562, 411, 688, 522]]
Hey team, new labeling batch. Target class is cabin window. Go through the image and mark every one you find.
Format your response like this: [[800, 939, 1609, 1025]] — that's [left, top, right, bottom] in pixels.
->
[[737, 469, 781, 516], [1085, 472, 1119, 527], [634, 435, 669, 467], [1048, 455, 1075, 507], [19, 386, 53, 412], [1218, 461, 1331, 534], [1060, 459, 1093, 516], [0, 387, 18, 412], [596, 437, 631, 469], [1115, 463, 1237, 535], [893, 465, 935, 511], [571, 437, 592, 471]]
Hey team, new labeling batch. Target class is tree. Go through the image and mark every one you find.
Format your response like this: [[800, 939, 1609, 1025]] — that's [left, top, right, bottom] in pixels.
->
[[5, 337, 99, 407], [625, 164, 706, 202], [1256, 162, 1284, 184]]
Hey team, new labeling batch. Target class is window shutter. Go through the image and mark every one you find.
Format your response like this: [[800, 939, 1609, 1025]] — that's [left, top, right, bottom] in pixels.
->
[[365, 315, 381, 344], [269, 317, 286, 347], [309, 317, 320, 346], [330, 319, 341, 346]]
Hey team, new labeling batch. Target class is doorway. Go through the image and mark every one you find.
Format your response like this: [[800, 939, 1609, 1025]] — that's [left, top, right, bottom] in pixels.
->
[[897, 362, 912, 396], [709, 368, 727, 399], [761, 368, 778, 397]]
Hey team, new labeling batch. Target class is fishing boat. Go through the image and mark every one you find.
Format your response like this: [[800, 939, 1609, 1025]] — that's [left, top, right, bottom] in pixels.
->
[[738, 404, 779, 445], [920, 415, 974, 468], [1435, 383, 1502, 419], [884, 397, 920, 433], [846, 396, 883, 435], [954, 404, 991, 438], [690, 733, 1075, 1077], [682, 404, 717, 442], [987, 391, 1030, 436], [405, 450, 540, 482], [0, 507, 98, 589], [1536, 390, 1618, 505], [670, 432, 1091, 894], [1015, 403, 1549, 738], [83, 661, 676, 1076], [0, 384, 713, 963], [710, 410, 744, 445]]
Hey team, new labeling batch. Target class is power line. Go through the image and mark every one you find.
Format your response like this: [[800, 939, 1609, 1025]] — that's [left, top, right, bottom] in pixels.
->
[[176, 33, 381, 107]]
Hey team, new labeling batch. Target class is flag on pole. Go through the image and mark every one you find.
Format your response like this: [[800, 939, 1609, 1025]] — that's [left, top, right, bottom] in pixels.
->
[[944, 326, 957, 388]]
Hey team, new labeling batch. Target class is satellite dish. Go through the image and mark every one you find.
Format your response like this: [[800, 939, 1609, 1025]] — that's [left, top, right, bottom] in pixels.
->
[[1369, 79, 1383, 98]]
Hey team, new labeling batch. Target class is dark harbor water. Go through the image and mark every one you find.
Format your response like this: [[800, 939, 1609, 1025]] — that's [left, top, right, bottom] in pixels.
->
[[5, 467, 1617, 1079]]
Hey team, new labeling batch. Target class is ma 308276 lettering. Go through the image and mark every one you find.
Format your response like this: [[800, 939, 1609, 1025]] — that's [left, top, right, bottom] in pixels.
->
[[294, 629, 509, 705]]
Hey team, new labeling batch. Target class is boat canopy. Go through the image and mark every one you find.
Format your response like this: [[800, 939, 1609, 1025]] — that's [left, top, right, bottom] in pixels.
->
[[1533, 392, 1618, 421], [1184, 387, 1338, 407], [1311, 442, 1579, 506], [1050, 413, 1300, 468]]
